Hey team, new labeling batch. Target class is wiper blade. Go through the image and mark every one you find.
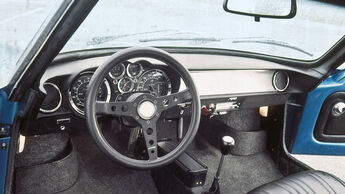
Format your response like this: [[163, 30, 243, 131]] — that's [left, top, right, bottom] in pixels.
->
[[87, 30, 220, 46], [139, 31, 220, 43], [139, 37, 220, 43], [87, 30, 174, 46], [232, 37, 313, 57]]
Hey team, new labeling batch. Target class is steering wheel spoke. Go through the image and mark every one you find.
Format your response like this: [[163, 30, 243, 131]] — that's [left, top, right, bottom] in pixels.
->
[[158, 89, 192, 111], [141, 124, 158, 160], [95, 101, 134, 117]]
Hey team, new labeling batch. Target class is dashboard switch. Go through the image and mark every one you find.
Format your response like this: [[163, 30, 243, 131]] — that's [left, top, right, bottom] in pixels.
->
[[56, 118, 71, 125], [215, 102, 239, 112], [202, 98, 240, 118], [202, 106, 211, 116]]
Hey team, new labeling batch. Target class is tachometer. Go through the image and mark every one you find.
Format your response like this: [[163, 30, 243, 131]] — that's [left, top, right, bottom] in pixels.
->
[[69, 72, 111, 115], [137, 69, 172, 97]]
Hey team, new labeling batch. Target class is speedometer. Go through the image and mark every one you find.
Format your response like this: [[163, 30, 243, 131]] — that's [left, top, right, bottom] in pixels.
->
[[137, 69, 172, 97], [69, 72, 111, 115]]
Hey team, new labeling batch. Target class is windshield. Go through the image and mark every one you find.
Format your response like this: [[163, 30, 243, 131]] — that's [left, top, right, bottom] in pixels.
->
[[63, 0, 345, 61], [0, 0, 61, 88]]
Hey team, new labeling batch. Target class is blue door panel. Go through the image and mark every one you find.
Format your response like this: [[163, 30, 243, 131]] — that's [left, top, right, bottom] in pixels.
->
[[0, 138, 10, 193], [291, 69, 345, 155], [0, 90, 18, 125], [0, 89, 19, 194]]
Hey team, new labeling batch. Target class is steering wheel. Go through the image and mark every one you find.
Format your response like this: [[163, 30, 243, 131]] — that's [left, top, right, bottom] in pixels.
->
[[85, 47, 201, 169]]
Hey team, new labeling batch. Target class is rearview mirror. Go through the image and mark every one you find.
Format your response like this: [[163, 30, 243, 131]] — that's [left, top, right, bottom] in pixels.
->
[[223, 0, 296, 21]]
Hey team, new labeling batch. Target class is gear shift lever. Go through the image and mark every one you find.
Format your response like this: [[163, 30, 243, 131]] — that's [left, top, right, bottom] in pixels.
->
[[206, 136, 235, 194]]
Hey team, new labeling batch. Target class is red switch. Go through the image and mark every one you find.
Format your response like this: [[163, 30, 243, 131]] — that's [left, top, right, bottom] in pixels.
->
[[202, 106, 210, 116]]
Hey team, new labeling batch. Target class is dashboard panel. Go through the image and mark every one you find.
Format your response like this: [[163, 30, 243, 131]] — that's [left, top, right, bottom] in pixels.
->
[[190, 70, 276, 96], [38, 51, 319, 119]]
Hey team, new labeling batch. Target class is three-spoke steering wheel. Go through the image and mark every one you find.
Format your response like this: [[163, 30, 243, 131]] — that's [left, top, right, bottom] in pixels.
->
[[85, 47, 200, 169]]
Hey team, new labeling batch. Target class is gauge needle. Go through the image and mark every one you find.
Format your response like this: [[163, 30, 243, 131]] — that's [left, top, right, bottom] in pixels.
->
[[124, 81, 129, 88], [149, 85, 158, 96]]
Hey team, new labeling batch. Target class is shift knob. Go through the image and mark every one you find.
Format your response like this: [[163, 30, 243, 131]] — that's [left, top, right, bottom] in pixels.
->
[[221, 136, 235, 155], [207, 136, 235, 193]]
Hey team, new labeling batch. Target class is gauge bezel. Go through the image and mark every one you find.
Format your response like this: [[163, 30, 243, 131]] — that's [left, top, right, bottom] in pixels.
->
[[272, 71, 290, 92], [69, 71, 111, 115], [126, 62, 143, 78], [39, 82, 62, 113], [137, 69, 172, 96], [108, 62, 126, 79], [117, 77, 135, 94]]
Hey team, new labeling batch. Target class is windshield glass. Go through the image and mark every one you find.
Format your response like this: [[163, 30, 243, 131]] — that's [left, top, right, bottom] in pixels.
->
[[0, 0, 61, 88], [63, 0, 345, 61]]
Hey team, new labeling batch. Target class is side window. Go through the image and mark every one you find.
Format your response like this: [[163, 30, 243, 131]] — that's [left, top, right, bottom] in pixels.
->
[[0, 0, 58, 88]]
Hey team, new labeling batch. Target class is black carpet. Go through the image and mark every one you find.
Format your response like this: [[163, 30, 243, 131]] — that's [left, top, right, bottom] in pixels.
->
[[15, 142, 78, 194], [15, 132, 69, 168], [187, 134, 283, 194], [15, 111, 282, 194], [60, 130, 158, 194]]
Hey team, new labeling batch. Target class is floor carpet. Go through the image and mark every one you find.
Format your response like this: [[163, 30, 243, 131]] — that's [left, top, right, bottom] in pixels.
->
[[60, 130, 158, 194], [187, 134, 283, 193]]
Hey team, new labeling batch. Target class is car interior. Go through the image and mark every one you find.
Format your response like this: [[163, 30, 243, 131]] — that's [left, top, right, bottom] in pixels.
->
[[8, 46, 344, 194], [3, 0, 345, 194]]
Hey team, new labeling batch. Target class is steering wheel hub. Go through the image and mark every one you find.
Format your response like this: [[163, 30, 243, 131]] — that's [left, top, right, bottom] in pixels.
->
[[137, 100, 157, 120]]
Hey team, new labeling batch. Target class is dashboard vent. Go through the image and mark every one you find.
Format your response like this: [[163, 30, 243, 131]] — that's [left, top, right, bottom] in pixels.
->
[[272, 71, 289, 92]]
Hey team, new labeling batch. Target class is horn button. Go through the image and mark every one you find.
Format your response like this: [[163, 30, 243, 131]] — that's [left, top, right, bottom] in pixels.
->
[[137, 100, 157, 120]]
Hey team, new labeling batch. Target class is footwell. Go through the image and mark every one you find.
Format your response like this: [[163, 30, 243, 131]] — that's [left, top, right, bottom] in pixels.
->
[[187, 134, 283, 194], [60, 131, 158, 194]]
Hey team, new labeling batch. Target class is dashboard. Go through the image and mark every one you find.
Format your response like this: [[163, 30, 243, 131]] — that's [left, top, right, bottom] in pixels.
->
[[34, 50, 319, 134]]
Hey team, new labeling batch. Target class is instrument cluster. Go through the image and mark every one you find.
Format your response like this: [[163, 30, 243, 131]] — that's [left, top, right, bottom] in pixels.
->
[[67, 60, 173, 115]]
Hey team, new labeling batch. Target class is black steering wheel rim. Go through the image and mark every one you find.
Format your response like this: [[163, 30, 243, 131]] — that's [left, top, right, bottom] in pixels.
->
[[85, 47, 201, 169]]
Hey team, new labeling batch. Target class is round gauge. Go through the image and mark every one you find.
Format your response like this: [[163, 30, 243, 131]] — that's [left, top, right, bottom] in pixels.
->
[[118, 77, 134, 93], [69, 72, 111, 115], [39, 83, 62, 113], [109, 63, 125, 79], [127, 62, 143, 77], [137, 69, 172, 97], [272, 71, 289, 92]]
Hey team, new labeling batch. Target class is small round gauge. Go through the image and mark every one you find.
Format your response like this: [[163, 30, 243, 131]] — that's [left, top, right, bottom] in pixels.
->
[[127, 62, 143, 77], [69, 72, 111, 115], [118, 77, 135, 93], [109, 63, 125, 79], [137, 69, 172, 97]]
